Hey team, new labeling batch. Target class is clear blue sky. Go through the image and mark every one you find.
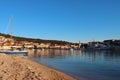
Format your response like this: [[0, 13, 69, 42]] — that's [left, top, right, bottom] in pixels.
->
[[0, 0, 120, 43]]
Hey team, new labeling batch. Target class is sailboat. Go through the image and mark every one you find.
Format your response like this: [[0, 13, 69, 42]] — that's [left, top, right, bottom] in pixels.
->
[[0, 16, 28, 56]]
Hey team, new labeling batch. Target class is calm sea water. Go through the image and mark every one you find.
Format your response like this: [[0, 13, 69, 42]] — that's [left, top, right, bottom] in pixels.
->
[[28, 49, 120, 80]]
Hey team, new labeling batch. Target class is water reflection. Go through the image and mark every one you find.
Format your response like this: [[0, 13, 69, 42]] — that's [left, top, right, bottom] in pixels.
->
[[28, 49, 120, 80], [28, 49, 120, 63], [28, 49, 71, 58]]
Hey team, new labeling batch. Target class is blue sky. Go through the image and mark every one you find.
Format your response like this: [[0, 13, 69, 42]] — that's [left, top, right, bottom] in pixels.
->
[[0, 0, 120, 43]]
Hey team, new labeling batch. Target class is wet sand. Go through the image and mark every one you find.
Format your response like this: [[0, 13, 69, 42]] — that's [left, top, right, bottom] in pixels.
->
[[0, 54, 76, 80]]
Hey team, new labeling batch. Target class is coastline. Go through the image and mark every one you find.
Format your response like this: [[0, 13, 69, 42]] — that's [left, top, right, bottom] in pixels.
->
[[0, 53, 76, 80]]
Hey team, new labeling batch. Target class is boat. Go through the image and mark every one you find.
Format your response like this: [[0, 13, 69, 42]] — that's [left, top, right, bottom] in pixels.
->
[[0, 16, 28, 56], [0, 51, 28, 56]]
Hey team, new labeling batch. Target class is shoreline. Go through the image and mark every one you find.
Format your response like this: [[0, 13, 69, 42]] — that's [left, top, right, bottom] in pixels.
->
[[0, 53, 76, 80], [29, 58, 78, 80], [29, 58, 77, 80]]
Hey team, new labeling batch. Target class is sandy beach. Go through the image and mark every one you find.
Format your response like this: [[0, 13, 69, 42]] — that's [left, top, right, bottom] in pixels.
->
[[0, 54, 76, 80]]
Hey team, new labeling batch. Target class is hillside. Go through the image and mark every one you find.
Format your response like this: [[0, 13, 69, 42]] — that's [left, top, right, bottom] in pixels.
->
[[0, 33, 70, 44]]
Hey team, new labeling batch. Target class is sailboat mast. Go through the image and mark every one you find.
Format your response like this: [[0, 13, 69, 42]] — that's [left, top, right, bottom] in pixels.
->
[[10, 16, 12, 39]]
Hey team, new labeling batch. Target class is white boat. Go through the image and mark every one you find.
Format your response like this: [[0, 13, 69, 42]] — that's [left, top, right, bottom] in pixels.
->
[[0, 51, 28, 56], [0, 16, 28, 55]]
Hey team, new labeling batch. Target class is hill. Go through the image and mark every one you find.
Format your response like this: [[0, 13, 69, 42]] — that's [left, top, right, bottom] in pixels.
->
[[0, 33, 70, 44]]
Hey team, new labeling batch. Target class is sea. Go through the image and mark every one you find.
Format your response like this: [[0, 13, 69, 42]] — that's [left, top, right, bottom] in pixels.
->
[[28, 49, 120, 80]]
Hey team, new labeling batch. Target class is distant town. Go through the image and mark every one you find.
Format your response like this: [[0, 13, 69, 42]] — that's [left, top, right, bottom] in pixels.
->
[[0, 33, 120, 50]]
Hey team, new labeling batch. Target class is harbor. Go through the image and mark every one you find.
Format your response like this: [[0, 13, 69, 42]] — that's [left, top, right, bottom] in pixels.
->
[[0, 48, 120, 80], [0, 0, 120, 80], [0, 33, 120, 80]]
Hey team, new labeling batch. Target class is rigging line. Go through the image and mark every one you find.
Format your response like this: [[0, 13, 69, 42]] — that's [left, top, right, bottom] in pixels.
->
[[4, 18, 10, 34]]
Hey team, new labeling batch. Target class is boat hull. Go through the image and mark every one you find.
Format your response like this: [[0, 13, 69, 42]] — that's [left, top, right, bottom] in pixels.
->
[[0, 51, 28, 56]]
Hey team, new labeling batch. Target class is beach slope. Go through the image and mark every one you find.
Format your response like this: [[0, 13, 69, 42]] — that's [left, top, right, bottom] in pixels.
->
[[0, 54, 76, 80]]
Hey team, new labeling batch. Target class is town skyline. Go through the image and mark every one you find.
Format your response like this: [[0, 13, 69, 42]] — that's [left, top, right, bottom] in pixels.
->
[[0, 32, 120, 51], [0, 0, 120, 43]]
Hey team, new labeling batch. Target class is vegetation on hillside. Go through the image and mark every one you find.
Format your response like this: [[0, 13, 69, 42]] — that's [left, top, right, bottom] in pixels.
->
[[0, 33, 70, 44]]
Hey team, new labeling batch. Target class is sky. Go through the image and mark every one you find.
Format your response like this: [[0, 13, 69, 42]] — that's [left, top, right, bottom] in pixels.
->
[[0, 0, 120, 43]]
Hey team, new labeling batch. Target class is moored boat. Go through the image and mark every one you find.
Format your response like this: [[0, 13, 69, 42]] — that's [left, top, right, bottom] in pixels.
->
[[0, 16, 28, 56], [0, 50, 28, 56]]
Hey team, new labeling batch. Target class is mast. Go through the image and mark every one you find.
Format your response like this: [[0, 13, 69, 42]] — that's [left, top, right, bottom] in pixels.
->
[[10, 16, 13, 39]]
